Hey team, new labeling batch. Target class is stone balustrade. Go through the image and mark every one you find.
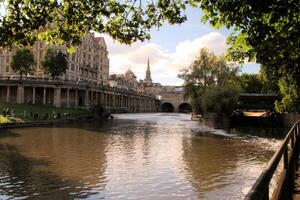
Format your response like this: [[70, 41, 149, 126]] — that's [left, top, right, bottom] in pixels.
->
[[0, 77, 160, 112]]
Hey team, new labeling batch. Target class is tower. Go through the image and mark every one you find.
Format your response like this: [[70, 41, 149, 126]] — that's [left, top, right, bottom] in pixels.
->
[[144, 58, 152, 84]]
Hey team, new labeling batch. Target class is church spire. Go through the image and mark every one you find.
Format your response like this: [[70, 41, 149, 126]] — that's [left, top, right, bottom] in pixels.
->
[[147, 58, 150, 71], [144, 58, 152, 84]]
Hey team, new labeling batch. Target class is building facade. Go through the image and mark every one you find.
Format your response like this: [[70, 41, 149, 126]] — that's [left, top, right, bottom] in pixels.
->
[[108, 69, 139, 90], [140, 59, 162, 95], [0, 32, 109, 85], [108, 60, 162, 95]]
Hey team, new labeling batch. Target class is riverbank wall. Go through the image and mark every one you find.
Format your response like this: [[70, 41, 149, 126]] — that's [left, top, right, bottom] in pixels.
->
[[278, 112, 300, 128], [204, 112, 300, 129]]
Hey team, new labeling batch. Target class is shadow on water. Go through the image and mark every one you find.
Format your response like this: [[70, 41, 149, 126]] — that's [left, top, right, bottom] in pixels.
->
[[0, 127, 110, 199], [0, 129, 21, 138], [0, 143, 95, 199]]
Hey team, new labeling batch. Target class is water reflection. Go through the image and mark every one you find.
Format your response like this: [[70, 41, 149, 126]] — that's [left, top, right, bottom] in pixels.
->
[[0, 113, 281, 199], [0, 127, 108, 199]]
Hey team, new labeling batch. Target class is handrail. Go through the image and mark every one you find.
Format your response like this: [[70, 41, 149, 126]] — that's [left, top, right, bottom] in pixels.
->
[[245, 119, 300, 200]]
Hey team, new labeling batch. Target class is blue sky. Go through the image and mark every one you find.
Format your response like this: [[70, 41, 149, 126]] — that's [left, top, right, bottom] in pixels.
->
[[150, 7, 230, 50], [105, 6, 260, 85]]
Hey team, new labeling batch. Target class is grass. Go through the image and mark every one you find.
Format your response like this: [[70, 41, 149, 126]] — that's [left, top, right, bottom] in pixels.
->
[[0, 101, 91, 124]]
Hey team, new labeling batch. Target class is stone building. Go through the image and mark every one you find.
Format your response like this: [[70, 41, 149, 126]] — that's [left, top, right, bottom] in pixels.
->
[[139, 59, 162, 95], [109, 61, 162, 95], [144, 58, 152, 85], [108, 69, 138, 91], [0, 32, 109, 85]]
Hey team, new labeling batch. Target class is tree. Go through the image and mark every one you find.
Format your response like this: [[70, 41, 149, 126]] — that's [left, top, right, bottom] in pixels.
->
[[275, 77, 299, 113], [178, 48, 240, 113], [201, 85, 240, 115], [1, 1, 298, 58], [42, 49, 68, 79], [259, 65, 279, 94], [198, 1, 299, 112], [237, 74, 263, 94], [179, 48, 240, 96], [10, 48, 34, 78], [0, 0, 187, 49]]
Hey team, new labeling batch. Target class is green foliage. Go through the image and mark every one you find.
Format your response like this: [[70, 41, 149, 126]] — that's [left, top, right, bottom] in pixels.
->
[[179, 48, 240, 97], [259, 65, 280, 94], [42, 49, 68, 79], [237, 74, 263, 93], [275, 77, 299, 113], [198, 1, 299, 68], [198, 1, 299, 113], [10, 48, 34, 78], [201, 85, 240, 115], [92, 104, 106, 118], [0, 0, 187, 48], [179, 48, 240, 114]]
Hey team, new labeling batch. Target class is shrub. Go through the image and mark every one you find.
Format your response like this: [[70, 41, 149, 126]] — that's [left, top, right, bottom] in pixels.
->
[[201, 85, 240, 115]]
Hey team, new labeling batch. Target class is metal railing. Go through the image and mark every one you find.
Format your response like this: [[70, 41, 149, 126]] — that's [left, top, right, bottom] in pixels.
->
[[245, 119, 300, 200]]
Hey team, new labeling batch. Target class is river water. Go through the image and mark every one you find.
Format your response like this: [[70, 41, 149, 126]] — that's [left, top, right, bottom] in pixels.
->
[[0, 113, 284, 199]]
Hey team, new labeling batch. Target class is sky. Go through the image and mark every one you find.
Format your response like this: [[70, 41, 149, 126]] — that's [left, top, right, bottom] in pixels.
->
[[96, 7, 260, 86]]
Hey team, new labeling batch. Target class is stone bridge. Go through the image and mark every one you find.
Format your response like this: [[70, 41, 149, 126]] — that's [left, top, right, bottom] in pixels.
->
[[159, 88, 192, 112]]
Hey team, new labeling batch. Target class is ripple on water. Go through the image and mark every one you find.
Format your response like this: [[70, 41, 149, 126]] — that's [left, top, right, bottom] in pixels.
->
[[0, 113, 280, 199]]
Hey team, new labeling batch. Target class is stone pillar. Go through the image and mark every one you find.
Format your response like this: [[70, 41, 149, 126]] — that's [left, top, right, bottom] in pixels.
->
[[54, 87, 61, 107], [90, 91, 94, 106], [106, 93, 111, 107], [132, 97, 134, 112], [16, 86, 24, 104], [105, 93, 108, 107], [112, 93, 116, 108], [43, 88, 46, 105], [96, 92, 99, 106], [75, 89, 78, 107], [101, 92, 105, 105], [106, 93, 109, 107], [6, 86, 10, 103], [32, 87, 36, 104], [92, 91, 95, 106], [66, 88, 70, 107], [85, 89, 89, 107], [121, 95, 123, 108], [123, 96, 126, 108]]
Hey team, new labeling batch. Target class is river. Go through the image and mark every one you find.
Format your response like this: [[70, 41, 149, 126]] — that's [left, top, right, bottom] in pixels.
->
[[0, 113, 284, 199]]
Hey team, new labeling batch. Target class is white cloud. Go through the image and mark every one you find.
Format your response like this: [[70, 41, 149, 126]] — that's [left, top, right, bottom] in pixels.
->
[[99, 32, 227, 85]]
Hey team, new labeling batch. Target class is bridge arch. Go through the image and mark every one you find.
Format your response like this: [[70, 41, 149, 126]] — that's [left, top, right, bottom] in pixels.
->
[[178, 103, 192, 113], [160, 102, 174, 112]]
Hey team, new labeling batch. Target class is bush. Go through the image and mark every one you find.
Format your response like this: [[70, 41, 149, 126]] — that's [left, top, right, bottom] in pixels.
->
[[201, 85, 240, 115], [92, 105, 106, 117], [275, 77, 299, 113]]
